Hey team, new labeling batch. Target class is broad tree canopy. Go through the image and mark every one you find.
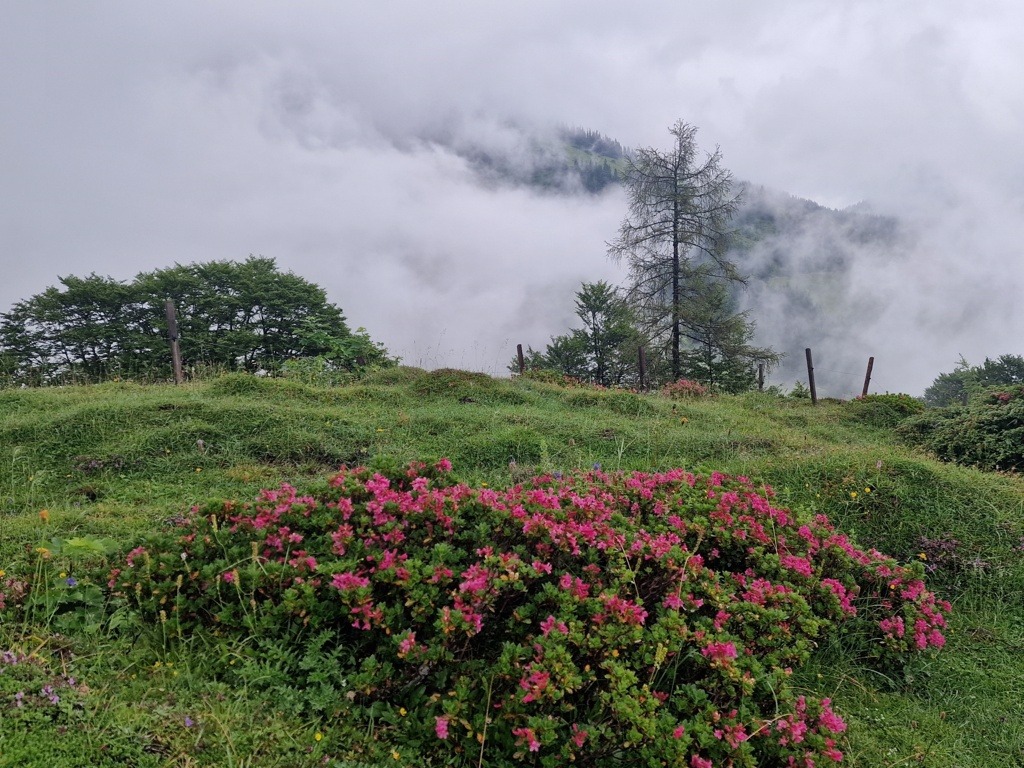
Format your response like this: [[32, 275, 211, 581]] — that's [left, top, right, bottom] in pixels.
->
[[0, 256, 392, 384]]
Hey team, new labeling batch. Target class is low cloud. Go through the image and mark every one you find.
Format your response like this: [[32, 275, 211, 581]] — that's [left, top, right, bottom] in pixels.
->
[[2, 2, 1022, 392]]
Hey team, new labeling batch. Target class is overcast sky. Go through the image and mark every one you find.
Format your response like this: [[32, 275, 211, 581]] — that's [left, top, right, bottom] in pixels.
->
[[2, 1, 1022, 394]]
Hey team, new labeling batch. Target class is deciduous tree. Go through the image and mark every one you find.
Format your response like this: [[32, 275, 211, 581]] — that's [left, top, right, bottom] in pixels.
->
[[609, 120, 742, 380], [0, 256, 393, 384]]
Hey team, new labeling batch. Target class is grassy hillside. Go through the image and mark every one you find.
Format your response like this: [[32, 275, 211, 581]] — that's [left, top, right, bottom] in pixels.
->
[[1, 369, 1023, 766]]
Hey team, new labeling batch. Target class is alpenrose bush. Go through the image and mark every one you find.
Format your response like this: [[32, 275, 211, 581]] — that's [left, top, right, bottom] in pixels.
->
[[103, 461, 949, 767]]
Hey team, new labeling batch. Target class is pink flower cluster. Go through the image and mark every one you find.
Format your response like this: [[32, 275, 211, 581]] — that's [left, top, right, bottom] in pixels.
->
[[110, 458, 952, 768]]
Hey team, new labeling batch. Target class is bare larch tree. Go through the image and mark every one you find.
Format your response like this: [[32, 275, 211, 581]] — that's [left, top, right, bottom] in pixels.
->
[[608, 120, 741, 380]]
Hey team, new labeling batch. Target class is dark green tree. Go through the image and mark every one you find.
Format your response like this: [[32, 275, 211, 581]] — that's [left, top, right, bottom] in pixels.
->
[[134, 257, 360, 373], [0, 274, 150, 383], [924, 354, 1024, 407], [515, 281, 641, 386], [0, 256, 393, 384], [571, 281, 639, 386], [675, 279, 780, 393], [976, 354, 1024, 388], [609, 120, 742, 380]]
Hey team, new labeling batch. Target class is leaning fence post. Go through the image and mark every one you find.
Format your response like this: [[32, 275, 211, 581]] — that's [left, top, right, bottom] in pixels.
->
[[861, 356, 874, 398], [805, 347, 817, 405], [165, 300, 183, 385]]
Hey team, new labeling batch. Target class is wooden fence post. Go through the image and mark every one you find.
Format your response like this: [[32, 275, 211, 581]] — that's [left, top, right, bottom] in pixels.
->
[[861, 356, 874, 398], [165, 300, 183, 385], [757, 363, 764, 392], [516, 344, 525, 376], [805, 347, 817, 405]]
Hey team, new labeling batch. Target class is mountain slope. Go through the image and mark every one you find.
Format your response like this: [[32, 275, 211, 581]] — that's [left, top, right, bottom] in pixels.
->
[[1, 371, 1022, 765]]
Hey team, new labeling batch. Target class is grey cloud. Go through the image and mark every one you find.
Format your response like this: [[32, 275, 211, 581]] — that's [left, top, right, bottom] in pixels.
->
[[2, 1, 1022, 391]]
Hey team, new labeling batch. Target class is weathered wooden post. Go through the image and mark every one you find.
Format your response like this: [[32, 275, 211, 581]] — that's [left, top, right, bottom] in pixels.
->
[[165, 300, 183, 385], [638, 346, 648, 391], [861, 356, 874, 398], [805, 347, 817, 405], [757, 363, 765, 392], [516, 344, 525, 376]]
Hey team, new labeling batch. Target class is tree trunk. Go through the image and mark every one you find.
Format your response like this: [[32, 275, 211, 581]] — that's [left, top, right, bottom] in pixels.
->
[[671, 195, 681, 380]]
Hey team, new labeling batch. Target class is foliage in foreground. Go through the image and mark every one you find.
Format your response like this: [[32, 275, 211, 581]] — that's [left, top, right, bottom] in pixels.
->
[[899, 385, 1024, 473], [87, 460, 950, 767]]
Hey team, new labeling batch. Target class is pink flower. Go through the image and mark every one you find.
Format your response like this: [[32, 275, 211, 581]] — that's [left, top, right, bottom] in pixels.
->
[[817, 699, 847, 734], [821, 578, 856, 616], [125, 546, 148, 568], [780, 554, 814, 577], [435, 716, 449, 739], [663, 593, 685, 610], [690, 756, 713, 768], [397, 632, 418, 658], [540, 615, 569, 637], [331, 571, 370, 591], [558, 573, 590, 599], [520, 669, 552, 703], [571, 723, 587, 747], [513, 726, 541, 752], [702, 641, 738, 663]]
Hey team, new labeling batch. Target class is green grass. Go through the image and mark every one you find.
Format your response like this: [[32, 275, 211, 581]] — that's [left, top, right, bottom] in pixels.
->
[[1, 369, 1023, 766]]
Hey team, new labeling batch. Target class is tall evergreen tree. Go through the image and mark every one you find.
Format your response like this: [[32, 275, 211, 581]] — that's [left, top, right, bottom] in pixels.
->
[[676, 278, 780, 392], [516, 281, 641, 386]]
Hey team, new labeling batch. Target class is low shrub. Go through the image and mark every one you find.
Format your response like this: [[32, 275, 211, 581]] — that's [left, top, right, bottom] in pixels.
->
[[96, 461, 949, 767], [661, 379, 710, 399], [848, 393, 925, 427], [898, 385, 1024, 472]]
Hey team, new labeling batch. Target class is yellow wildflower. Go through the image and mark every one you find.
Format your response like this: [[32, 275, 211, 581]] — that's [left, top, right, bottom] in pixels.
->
[[314, 732, 323, 742], [39, 509, 50, 522], [850, 491, 858, 499]]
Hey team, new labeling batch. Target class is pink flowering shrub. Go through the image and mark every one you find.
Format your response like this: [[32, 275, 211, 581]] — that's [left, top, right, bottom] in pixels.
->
[[103, 460, 949, 767]]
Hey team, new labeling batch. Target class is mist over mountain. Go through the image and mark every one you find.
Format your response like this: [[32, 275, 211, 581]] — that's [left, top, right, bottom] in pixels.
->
[[729, 184, 914, 395], [418, 119, 625, 196], [5, 4, 1021, 398], [430, 123, 915, 396]]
